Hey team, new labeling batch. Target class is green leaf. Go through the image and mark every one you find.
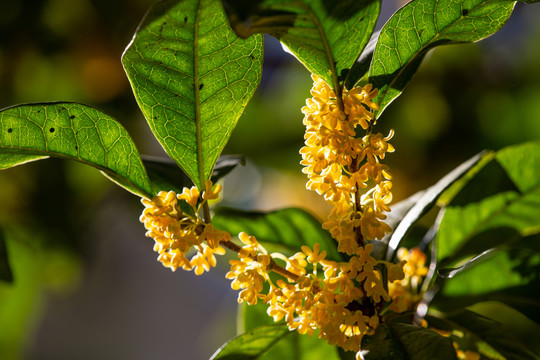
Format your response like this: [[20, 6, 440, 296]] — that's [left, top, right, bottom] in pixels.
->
[[0, 102, 153, 198], [0, 152, 47, 169], [369, 0, 516, 116], [122, 0, 263, 190], [223, 0, 380, 91], [439, 241, 540, 297], [212, 207, 342, 261], [437, 142, 540, 263], [384, 151, 487, 261], [433, 236, 540, 323], [438, 247, 503, 279], [430, 310, 539, 360], [210, 324, 292, 360], [360, 323, 457, 360], [0, 230, 13, 283], [260, 330, 341, 360], [344, 31, 379, 90]]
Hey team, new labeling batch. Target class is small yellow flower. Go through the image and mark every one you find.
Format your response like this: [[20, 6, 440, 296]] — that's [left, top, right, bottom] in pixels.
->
[[178, 186, 200, 208], [202, 179, 222, 200]]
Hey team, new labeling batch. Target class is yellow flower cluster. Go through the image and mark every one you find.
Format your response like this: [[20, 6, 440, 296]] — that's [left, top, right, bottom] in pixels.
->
[[225, 234, 402, 351], [388, 247, 429, 312], [140, 180, 230, 275], [139, 75, 416, 357], [300, 75, 395, 256]]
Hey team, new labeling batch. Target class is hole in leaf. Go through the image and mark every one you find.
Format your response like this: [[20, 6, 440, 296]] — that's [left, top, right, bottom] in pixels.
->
[[70, 115, 75, 120], [7, 128, 12, 133], [49, 128, 55, 133], [199, 83, 204, 90], [462, 8, 469, 15]]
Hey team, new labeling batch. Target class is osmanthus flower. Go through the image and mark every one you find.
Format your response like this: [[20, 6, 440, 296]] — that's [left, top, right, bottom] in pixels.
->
[[139, 181, 229, 275], [388, 247, 429, 313], [139, 74, 424, 358], [300, 74, 395, 254]]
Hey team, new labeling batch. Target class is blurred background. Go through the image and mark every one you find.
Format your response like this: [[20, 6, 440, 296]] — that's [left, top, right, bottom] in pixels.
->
[[0, 0, 540, 359]]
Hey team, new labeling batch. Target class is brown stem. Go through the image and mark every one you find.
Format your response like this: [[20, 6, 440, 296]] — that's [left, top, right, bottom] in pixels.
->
[[221, 240, 300, 282]]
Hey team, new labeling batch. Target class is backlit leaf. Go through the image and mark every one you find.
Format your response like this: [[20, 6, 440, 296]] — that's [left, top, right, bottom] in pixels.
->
[[369, 0, 516, 115], [122, 0, 263, 189], [0, 103, 153, 198], [223, 0, 380, 91]]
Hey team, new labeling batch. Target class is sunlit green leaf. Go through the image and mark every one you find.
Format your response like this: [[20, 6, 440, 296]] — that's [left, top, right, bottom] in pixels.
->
[[122, 0, 263, 190], [369, 0, 516, 115], [0, 103, 153, 198], [212, 207, 342, 261], [223, 0, 380, 91], [210, 324, 291, 360], [360, 323, 457, 360]]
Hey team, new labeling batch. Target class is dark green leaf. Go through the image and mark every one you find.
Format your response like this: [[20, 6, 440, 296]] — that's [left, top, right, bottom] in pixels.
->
[[433, 235, 540, 323], [439, 242, 540, 297], [384, 151, 487, 261], [142, 153, 245, 194], [360, 323, 457, 360], [223, 0, 380, 91], [437, 142, 540, 263], [0, 230, 13, 283], [210, 324, 292, 360], [0, 102, 153, 198], [369, 0, 516, 115], [344, 30, 379, 90], [122, 0, 263, 190], [212, 207, 342, 261], [432, 310, 538, 360]]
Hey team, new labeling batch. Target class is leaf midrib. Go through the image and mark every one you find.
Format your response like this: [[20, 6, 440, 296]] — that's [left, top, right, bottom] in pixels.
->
[[194, 0, 205, 189]]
